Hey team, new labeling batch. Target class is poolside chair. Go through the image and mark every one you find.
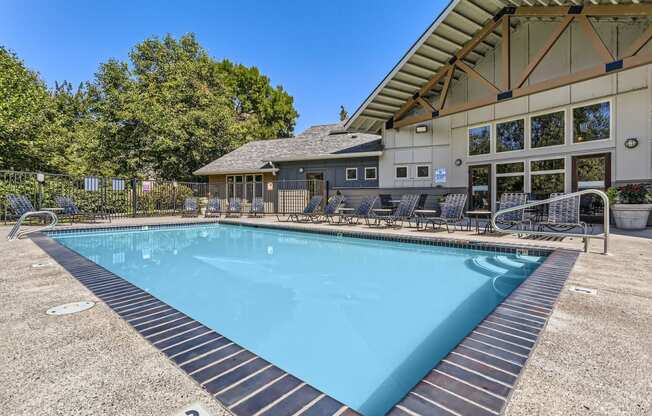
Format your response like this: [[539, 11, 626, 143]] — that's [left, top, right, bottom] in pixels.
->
[[278, 195, 323, 222], [226, 198, 242, 217], [370, 194, 419, 228], [418, 193, 467, 233], [204, 197, 222, 218], [181, 197, 199, 217], [249, 197, 265, 217], [494, 193, 530, 231], [329, 195, 378, 225], [54, 195, 109, 223], [379, 194, 393, 209], [538, 193, 590, 234], [315, 194, 345, 223], [6, 195, 59, 239]]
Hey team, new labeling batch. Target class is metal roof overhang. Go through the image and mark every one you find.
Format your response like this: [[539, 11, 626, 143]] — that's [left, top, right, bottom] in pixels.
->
[[345, 0, 651, 134]]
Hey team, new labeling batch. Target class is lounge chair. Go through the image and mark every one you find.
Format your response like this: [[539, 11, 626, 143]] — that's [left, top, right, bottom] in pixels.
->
[[54, 195, 109, 223], [494, 193, 530, 231], [204, 198, 222, 218], [227, 197, 242, 217], [370, 194, 419, 228], [249, 197, 265, 217], [329, 195, 378, 225], [278, 195, 323, 222], [418, 193, 467, 233], [538, 193, 590, 234], [181, 197, 199, 217], [6, 195, 59, 239], [315, 194, 345, 223]]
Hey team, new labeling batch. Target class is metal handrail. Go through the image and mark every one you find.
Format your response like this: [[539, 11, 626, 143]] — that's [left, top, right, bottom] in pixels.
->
[[7, 211, 58, 240], [491, 189, 610, 254]]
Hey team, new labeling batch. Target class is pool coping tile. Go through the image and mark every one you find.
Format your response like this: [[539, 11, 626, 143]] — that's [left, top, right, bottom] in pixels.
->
[[32, 221, 578, 416]]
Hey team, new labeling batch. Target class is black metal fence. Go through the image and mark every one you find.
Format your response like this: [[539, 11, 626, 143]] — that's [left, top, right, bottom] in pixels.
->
[[1, 170, 326, 221]]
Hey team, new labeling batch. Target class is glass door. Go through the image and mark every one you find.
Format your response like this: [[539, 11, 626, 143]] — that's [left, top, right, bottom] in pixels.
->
[[572, 153, 611, 222], [468, 164, 491, 211]]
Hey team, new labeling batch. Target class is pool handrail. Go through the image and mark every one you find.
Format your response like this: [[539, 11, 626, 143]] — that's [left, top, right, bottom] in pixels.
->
[[491, 189, 609, 254], [7, 210, 59, 240]]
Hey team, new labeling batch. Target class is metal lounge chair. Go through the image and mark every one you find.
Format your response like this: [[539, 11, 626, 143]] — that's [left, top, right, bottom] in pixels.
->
[[538, 193, 590, 234], [329, 195, 378, 225], [6, 195, 58, 240], [316, 194, 345, 223], [370, 194, 419, 228], [181, 197, 199, 217], [281, 195, 323, 222], [418, 193, 467, 233], [204, 197, 222, 218], [55, 195, 109, 223], [227, 197, 242, 217], [494, 192, 530, 231], [249, 197, 265, 217]]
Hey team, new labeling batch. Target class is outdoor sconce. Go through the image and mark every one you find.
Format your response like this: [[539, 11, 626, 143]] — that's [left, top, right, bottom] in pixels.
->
[[415, 125, 428, 133], [36, 173, 45, 183], [624, 138, 639, 149], [454, 159, 463, 167], [172, 180, 178, 187], [299, 167, 304, 173]]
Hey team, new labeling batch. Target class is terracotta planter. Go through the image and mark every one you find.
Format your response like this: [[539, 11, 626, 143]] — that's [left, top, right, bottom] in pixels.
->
[[611, 204, 652, 230]]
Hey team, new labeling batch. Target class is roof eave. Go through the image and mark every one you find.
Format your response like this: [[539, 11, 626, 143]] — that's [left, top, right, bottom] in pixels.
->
[[271, 151, 383, 163], [344, 0, 461, 132], [193, 168, 279, 176]]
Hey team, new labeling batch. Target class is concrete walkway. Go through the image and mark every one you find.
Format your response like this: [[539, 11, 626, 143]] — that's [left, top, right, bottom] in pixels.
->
[[1, 216, 650, 415]]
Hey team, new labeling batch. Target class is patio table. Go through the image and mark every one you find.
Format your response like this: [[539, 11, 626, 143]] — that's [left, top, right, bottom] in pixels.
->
[[466, 210, 493, 234]]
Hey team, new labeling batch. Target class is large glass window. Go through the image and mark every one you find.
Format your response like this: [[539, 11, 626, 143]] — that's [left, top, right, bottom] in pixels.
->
[[530, 158, 565, 200], [573, 101, 610, 143], [468, 125, 491, 156], [496, 162, 525, 199], [531, 110, 565, 148], [496, 118, 525, 152], [228, 174, 261, 202]]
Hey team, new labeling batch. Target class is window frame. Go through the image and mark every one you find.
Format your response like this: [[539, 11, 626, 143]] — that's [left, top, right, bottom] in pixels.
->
[[364, 166, 377, 181], [395, 165, 409, 179], [570, 98, 613, 144], [494, 116, 526, 154], [416, 165, 430, 179], [528, 107, 567, 150], [345, 167, 358, 181], [467, 123, 492, 157], [529, 156, 567, 197], [495, 161, 526, 197]]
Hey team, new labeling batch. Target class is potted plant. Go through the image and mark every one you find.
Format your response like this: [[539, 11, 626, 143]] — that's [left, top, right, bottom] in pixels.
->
[[606, 183, 652, 230]]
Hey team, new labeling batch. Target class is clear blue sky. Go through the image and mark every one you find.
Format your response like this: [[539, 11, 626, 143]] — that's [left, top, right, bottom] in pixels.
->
[[1, 0, 448, 134]]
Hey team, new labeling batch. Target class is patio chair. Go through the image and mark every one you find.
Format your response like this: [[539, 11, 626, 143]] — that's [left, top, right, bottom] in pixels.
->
[[278, 195, 323, 222], [494, 193, 530, 231], [204, 197, 222, 218], [181, 197, 199, 217], [538, 193, 590, 234], [418, 193, 467, 233], [54, 195, 109, 223], [315, 194, 345, 223], [370, 194, 419, 228], [379, 194, 393, 209], [249, 197, 265, 217], [226, 197, 242, 217], [329, 195, 378, 225]]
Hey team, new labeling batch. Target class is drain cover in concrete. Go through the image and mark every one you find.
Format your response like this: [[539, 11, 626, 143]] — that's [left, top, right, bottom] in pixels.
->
[[569, 286, 597, 295], [32, 261, 53, 268], [172, 402, 214, 416], [46, 301, 95, 316]]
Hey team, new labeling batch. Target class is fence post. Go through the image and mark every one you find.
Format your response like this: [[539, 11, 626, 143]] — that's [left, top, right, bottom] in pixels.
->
[[325, 180, 329, 202], [131, 178, 138, 218], [36, 172, 45, 210]]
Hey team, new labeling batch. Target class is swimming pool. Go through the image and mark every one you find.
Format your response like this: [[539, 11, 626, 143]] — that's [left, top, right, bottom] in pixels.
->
[[51, 223, 545, 415]]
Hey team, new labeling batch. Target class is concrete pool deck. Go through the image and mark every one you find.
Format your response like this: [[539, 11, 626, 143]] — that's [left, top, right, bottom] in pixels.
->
[[1, 216, 651, 415]]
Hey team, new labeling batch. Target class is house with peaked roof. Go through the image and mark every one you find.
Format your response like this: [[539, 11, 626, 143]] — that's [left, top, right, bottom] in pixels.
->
[[344, 0, 652, 220], [194, 123, 382, 205]]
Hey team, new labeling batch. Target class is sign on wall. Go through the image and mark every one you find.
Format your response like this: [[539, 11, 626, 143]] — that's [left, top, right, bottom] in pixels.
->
[[434, 168, 447, 184]]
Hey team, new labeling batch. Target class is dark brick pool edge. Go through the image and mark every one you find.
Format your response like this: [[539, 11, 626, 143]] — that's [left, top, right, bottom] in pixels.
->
[[33, 222, 579, 416]]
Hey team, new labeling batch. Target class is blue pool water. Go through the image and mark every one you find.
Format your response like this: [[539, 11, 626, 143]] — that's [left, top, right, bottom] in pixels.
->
[[52, 224, 544, 415]]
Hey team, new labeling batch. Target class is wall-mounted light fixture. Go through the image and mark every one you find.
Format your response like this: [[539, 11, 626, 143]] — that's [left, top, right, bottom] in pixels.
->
[[36, 173, 45, 183], [415, 125, 428, 134], [624, 138, 639, 149], [299, 167, 305, 173], [454, 159, 463, 167]]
